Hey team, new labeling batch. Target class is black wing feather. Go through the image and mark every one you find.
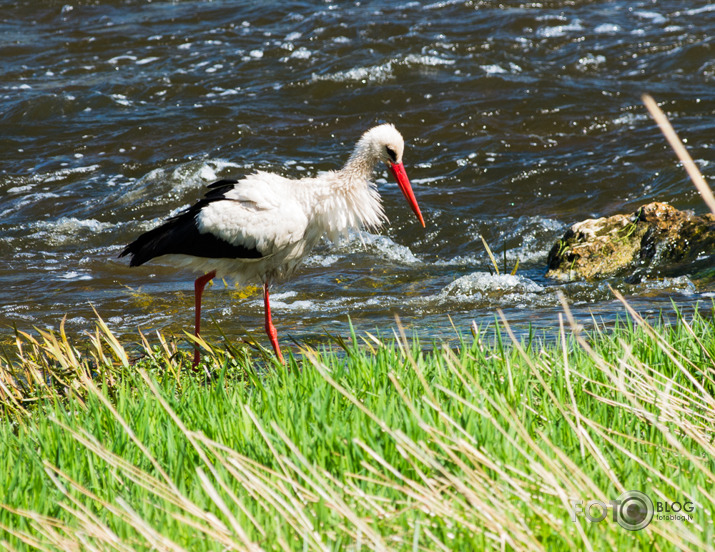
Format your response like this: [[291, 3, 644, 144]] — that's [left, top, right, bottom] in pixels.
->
[[207, 178, 240, 190], [119, 179, 264, 266]]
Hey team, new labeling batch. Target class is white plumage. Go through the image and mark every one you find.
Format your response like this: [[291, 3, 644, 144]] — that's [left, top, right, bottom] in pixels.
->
[[121, 123, 425, 366]]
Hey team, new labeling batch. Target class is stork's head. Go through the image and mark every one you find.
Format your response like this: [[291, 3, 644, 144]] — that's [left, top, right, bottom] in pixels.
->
[[360, 123, 425, 227], [360, 123, 406, 165]]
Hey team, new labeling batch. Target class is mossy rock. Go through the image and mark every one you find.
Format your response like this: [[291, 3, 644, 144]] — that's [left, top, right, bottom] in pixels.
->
[[546, 202, 715, 282]]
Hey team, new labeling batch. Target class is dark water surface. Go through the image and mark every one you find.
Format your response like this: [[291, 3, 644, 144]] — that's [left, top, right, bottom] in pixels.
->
[[2, 1, 713, 350]]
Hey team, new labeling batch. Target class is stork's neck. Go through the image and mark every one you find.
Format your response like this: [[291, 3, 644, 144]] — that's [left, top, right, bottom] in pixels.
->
[[306, 145, 385, 237], [339, 138, 379, 183]]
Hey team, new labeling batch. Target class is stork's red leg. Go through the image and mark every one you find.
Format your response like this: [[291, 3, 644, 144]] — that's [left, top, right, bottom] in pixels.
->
[[263, 283, 284, 364], [193, 270, 216, 367]]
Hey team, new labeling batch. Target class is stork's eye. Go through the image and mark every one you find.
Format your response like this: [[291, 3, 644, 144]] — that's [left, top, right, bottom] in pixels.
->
[[385, 146, 397, 162]]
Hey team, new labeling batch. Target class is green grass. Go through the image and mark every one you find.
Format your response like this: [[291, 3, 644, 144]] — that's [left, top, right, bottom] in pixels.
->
[[0, 297, 714, 551]]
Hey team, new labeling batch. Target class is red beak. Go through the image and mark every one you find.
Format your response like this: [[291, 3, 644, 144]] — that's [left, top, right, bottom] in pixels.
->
[[388, 162, 425, 227]]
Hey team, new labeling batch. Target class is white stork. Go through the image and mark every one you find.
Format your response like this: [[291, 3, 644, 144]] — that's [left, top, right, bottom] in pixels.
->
[[120, 123, 425, 366]]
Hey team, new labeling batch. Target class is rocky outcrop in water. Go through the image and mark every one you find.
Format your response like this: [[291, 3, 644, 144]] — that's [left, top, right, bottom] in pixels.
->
[[546, 202, 715, 282]]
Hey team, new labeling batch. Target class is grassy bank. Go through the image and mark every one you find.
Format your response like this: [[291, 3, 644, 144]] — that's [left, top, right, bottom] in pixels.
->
[[1, 296, 714, 551]]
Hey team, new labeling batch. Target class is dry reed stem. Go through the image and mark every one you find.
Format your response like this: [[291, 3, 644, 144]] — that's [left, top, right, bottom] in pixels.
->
[[642, 94, 715, 214]]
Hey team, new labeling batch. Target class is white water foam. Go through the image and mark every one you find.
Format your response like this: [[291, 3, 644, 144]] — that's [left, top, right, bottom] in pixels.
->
[[59, 270, 93, 281], [39, 164, 101, 183], [312, 53, 456, 84], [120, 158, 245, 207], [306, 231, 421, 267], [437, 216, 564, 267], [440, 272, 544, 298], [403, 54, 455, 67], [313, 61, 395, 84], [536, 20, 585, 38], [642, 276, 697, 295], [26, 217, 113, 246]]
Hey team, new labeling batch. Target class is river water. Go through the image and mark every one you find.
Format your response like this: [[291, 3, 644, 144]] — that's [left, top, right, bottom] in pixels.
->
[[1, 1, 713, 351]]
